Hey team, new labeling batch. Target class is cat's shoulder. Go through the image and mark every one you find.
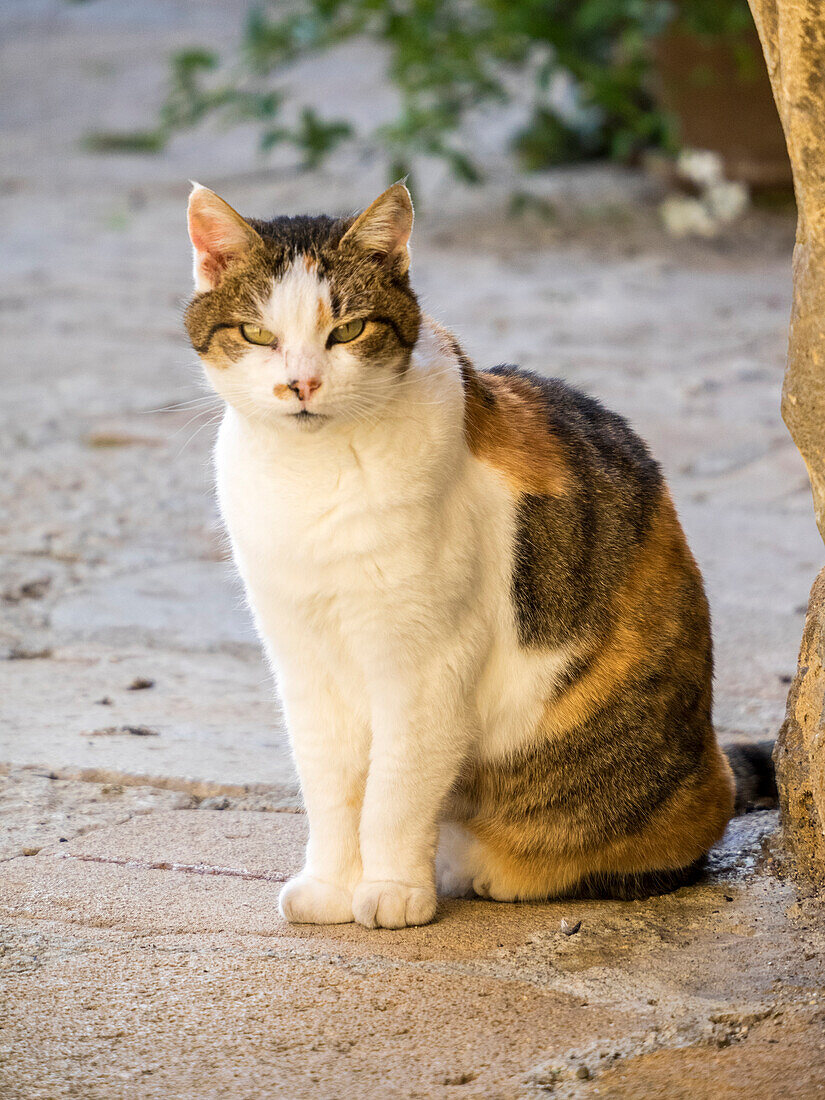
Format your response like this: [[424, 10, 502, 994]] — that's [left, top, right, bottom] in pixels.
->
[[459, 359, 661, 499]]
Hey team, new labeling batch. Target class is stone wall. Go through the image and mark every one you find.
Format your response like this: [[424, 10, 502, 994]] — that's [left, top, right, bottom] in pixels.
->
[[748, 0, 825, 884], [776, 568, 825, 884]]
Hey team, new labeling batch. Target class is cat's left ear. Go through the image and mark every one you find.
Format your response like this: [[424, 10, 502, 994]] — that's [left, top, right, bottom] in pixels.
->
[[340, 183, 414, 274], [187, 183, 262, 293]]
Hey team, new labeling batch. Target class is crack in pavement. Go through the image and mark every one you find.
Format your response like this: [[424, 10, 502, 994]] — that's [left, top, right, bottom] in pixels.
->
[[58, 852, 290, 883]]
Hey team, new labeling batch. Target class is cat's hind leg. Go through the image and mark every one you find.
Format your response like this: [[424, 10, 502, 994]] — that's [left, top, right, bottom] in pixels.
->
[[435, 821, 478, 898], [436, 821, 535, 901], [437, 821, 579, 902], [467, 842, 550, 902]]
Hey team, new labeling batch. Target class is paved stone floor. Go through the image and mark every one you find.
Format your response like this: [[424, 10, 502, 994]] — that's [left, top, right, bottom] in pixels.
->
[[1, 1, 824, 1096]]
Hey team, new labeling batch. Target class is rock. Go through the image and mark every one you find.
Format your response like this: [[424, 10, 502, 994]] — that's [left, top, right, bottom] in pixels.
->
[[443, 1071, 476, 1085], [748, 2, 825, 535], [85, 726, 161, 737], [2, 576, 51, 602], [775, 566, 825, 886], [200, 795, 231, 811], [749, 0, 825, 883], [5, 646, 53, 660]]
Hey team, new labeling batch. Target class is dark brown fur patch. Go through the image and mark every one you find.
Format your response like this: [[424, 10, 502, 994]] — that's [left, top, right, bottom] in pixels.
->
[[724, 740, 778, 813], [458, 739, 733, 901], [460, 363, 664, 650]]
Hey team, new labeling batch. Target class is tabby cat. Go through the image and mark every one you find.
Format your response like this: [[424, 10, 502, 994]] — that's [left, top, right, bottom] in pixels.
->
[[185, 182, 771, 929]]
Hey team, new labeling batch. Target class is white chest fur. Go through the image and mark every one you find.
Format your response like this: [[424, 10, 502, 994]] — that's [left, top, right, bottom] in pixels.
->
[[214, 352, 570, 763]]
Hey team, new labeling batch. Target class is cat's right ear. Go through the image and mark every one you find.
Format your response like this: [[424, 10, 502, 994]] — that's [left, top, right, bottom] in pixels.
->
[[187, 183, 261, 293]]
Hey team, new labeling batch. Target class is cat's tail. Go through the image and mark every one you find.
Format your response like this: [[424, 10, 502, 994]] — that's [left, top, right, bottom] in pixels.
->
[[724, 740, 778, 815]]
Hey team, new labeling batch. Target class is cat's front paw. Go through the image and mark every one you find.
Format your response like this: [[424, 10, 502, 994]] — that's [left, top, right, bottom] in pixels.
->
[[278, 875, 354, 925], [352, 880, 436, 929]]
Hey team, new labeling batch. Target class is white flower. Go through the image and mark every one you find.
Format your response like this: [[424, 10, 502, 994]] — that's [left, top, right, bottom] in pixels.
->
[[677, 148, 725, 188], [706, 180, 749, 224], [660, 195, 718, 238]]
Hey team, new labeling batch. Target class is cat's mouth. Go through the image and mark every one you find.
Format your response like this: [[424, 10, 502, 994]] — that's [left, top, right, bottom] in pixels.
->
[[289, 409, 329, 428]]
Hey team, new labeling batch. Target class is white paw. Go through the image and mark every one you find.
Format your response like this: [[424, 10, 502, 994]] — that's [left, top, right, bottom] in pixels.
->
[[278, 875, 354, 925], [352, 880, 436, 929]]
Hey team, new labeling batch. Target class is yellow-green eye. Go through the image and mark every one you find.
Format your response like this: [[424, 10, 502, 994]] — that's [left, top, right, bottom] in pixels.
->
[[240, 323, 276, 345], [329, 318, 365, 344]]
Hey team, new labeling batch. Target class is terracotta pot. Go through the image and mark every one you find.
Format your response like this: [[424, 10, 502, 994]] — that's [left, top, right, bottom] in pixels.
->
[[653, 26, 792, 188]]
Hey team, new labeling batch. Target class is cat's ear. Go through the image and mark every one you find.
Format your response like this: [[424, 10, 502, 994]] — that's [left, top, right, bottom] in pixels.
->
[[340, 183, 414, 273], [187, 183, 261, 293]]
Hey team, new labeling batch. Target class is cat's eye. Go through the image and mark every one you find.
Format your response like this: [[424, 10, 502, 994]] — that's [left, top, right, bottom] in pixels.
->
[[329, 318, 366, 344], [240, 323, 276, 346]]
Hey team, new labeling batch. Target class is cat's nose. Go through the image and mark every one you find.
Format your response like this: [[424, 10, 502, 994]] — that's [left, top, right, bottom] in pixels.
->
[[286, 377, 322, 403]]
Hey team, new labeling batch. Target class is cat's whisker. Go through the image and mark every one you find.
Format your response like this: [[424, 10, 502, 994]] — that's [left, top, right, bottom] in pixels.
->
[[172, 411, 225, 459], [166, 407, 224, 444], [345, 400, 385, 429], [357, 363, 459, 390], [145, 396, 223, 415]]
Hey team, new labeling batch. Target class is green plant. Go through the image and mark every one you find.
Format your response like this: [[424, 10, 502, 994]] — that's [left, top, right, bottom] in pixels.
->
[[88, 0, 756, 182], [675, 0, 755, 36]]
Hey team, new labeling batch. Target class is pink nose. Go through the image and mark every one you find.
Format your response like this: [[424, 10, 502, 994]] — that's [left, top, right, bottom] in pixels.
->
[[287, 377, 322, 403]]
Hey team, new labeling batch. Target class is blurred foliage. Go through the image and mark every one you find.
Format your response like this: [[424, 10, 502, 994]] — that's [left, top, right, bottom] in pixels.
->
[[674, 0, 755, 36], [84, 129, 167, 153], [89, 0, 756, 180]]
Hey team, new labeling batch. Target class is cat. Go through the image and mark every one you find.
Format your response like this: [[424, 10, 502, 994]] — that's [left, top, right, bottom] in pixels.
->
[[185, 181, 773, 929]]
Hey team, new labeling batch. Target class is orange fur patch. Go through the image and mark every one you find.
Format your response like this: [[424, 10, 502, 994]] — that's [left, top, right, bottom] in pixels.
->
[[542, 491, 700, 738], [316, 294, 332, 330], [467, 741, 733, 900], [451, 491, 731, 900], [460, 364, 570, 496]]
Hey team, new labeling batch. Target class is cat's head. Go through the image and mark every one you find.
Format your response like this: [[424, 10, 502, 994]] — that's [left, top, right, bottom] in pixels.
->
[[184, 183, 421, 430]]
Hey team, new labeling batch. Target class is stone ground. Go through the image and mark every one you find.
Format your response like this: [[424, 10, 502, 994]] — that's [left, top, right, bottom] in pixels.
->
[[1, 1, 824, 1096]]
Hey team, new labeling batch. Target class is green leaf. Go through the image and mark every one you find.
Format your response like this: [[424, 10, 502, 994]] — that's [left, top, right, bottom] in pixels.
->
[[83, 129, 167, 154], [147, 0, 751, 182]]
